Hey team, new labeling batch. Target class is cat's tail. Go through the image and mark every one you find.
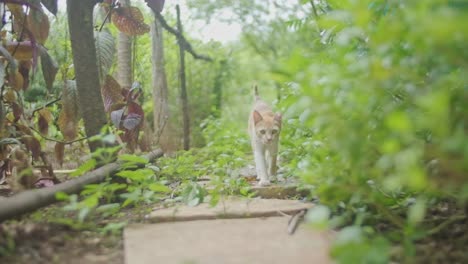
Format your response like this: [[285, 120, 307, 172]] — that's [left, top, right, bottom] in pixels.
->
[[254, 85, 260, 101]]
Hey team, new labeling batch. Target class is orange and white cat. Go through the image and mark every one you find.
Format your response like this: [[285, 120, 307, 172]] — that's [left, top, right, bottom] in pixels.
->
[[248, 85, 282, 186]]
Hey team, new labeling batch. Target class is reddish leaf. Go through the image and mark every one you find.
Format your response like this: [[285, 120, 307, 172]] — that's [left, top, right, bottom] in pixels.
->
[[38, 114, 48, 135], [111, 108, 124, 128], [19, 60, 31, 90], [123, 101, 144, 129], [7, 3, 26, 34], [122, 112, 142, 130], [114, 101, 144, 152], [11, 102, 23, 122], [27, 8, 49, 44], [38, 108, 53, 135], [128, 101, 144, 119], [54, 142, 65, 167], [21, 135, 42, 161], [9, 70, 24, 92], [39, 46, 58, 91], [101, 75, 123, 112], [109, 102, 127, 113], [11, 148, 36, 189], [5, 3, 41, 69], [4, 1, 42, 11], [111, 6, 150, 36], [38, 109, 53, 122], [15, 123, 33, 136], [5, 41, 34, 61], [127, 81, 142, 102], [58, 111, 78, 141], [58, 80, 80, 141], [121, 87, 130, 99], [4, 89, 17, 103], [145, 0, 165, 13]]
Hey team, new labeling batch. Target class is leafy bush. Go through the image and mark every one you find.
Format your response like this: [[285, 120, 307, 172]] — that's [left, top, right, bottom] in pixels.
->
[[271, 0, 468, 262], [155, 117, 250, 181]]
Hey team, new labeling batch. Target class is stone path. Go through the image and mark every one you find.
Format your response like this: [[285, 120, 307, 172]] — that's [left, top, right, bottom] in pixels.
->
[[147, 198, 313, 222], [124, 196, 332, 264]]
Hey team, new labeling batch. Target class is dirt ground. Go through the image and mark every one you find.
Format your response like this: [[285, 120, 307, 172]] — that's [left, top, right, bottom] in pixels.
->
[[0, 209, 125, 264], [0, 225, 122, 264]]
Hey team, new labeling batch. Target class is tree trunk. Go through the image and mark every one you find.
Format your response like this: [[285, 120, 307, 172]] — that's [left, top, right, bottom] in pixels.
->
[[212, 59, 228, 118], [67, 0, 108, 152], [176, 5, 190, 150], [116, 0, 133, 88], [151, 12, 169, 145]]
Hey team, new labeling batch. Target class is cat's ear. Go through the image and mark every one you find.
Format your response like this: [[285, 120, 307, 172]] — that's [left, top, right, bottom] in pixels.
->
[[253, 110, 263, 124], [274, 113, 282, 123]]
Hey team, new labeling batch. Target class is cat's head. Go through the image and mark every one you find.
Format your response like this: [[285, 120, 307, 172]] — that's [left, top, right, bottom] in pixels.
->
[[253, 111, 282, 144]]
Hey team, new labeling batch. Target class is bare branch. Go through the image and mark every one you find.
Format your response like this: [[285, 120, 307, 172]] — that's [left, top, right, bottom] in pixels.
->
[[31, 96, 62, 117], [29, 126, 88, 145], [309, 0, 322, 33], [154, 11, 213, 62]]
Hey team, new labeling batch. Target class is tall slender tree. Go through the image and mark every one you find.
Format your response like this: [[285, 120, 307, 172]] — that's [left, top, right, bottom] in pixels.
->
[[116, 0, 133, 88], [176, 5, 190, 150], [151, 12, 170, 147], [67, 0, 108, 152]]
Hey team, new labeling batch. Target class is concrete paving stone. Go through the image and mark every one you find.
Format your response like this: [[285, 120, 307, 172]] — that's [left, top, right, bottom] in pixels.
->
[[124, 217, 331, 264], [148, 198, 313, 223]]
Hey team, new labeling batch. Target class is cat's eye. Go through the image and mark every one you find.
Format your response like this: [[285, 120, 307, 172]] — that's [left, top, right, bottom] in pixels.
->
[[260, 130, 266, 134], [272, 130, 278, 134]]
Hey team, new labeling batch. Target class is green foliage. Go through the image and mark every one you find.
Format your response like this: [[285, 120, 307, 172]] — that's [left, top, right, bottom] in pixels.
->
[[155, 117, 249, 181], [187, 0, 467, 262], [180, 182, 206, 207], [0, 231, 15, 257], [153, 117, 252, 206], [56, 145, 170, 229], [264, 0, 467, 262], [4, 1, 464, 261], [208, 176, 253, 207], [331, 227, 390, 264], [56, 118, 251, 226]]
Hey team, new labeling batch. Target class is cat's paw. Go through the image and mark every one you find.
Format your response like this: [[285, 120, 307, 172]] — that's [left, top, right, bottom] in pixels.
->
[[258, 180, 271, 186]]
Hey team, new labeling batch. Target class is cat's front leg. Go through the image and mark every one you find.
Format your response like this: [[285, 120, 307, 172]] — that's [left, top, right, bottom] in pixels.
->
[[254, 149, 270, 186], [266, 144, 278, 182]]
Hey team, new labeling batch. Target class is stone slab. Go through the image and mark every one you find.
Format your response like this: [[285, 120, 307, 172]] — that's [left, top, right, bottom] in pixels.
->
[[148, 198, 313, 222], [124, 217, 331, 264]]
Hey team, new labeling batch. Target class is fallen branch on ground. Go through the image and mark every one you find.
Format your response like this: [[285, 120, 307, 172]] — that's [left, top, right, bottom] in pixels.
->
[[288, 209, 306, 235], [0, 149, 163, 222]]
